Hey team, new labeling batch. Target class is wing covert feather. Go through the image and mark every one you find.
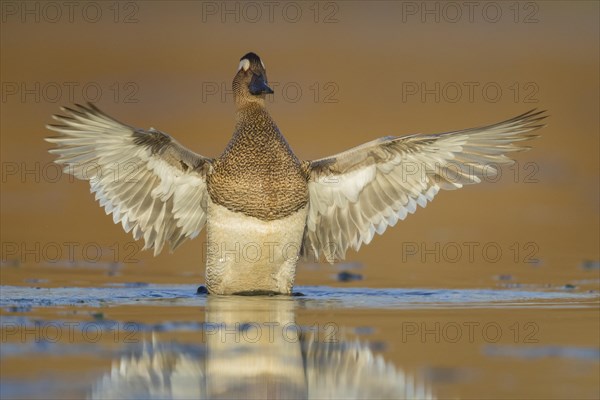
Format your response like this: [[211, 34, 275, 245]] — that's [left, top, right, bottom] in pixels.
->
[[46, 103, 212, 255], [305, 110, 546, 262]]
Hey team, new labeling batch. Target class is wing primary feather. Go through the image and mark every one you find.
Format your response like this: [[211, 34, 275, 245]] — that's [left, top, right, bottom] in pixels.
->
[[45, 104, 212, 255], [305, 110, 546, 261]]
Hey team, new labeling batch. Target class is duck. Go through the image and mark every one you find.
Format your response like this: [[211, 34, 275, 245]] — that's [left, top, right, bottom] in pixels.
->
[[46, 52, 546, 295]]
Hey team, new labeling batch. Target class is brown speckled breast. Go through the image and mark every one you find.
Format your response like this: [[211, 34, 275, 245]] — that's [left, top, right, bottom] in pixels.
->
[[207, 105, 309, 221]]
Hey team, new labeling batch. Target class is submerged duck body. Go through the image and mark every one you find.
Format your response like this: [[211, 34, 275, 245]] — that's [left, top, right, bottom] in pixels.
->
[[46, 52, 546, 295]]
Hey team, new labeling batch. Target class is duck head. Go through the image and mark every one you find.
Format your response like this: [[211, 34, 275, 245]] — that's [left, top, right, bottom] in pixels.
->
[[233, 52, 274, 108]]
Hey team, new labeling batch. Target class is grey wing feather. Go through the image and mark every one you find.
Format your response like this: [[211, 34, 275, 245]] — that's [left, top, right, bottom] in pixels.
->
[[305, 109, 546, 262], [45, 103, 212, 255]]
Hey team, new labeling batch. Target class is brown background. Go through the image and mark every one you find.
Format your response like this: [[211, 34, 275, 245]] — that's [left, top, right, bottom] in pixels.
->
[[1, 1, 598, 287], [1, 2, 599, 399]]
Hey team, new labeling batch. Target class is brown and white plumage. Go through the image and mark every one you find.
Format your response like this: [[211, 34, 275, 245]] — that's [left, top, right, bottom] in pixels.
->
[[46, 52, 545, 294], [46, 103, 212, 256], [304, 109, 545, 262]]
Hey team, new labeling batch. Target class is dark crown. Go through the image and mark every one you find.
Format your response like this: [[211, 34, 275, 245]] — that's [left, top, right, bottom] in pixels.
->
[[240, 52, 262, 64]]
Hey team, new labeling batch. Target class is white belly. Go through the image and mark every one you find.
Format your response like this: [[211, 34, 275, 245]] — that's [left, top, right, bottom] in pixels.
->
[[205, 198, 308, 295]]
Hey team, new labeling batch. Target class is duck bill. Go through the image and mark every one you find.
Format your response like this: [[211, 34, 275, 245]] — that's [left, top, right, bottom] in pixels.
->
[[249, 74, 274, 95]]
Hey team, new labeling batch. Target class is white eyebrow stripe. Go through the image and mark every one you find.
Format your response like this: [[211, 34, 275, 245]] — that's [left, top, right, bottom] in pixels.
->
[[238, 59, 250, 72]]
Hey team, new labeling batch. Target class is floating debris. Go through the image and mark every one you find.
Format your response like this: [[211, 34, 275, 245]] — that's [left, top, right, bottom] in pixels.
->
[[484, 345, 600, 361], [4, 305, 32, 313], [336, 271, 363, 282], [24, 278, 49, 284], [91, 312, 104, 320], [123, 282, 148, 288], [580, 260, 600, 270], [0, 259, 20, 267]]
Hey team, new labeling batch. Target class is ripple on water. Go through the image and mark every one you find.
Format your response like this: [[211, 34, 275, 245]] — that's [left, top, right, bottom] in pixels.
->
[[0, 285, 597, 309]]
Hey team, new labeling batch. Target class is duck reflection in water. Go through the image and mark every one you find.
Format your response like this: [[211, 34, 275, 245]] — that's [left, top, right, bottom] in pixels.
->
[[91, 296, 434, 399]]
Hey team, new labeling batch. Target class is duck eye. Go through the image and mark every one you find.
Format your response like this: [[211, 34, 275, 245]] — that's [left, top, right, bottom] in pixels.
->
[[238, 59, 250, 72]]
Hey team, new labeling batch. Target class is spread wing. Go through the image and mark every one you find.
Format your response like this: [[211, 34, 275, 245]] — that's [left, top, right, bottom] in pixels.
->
[[46, 103, 213, 255], [305, 109, 546, 262]]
